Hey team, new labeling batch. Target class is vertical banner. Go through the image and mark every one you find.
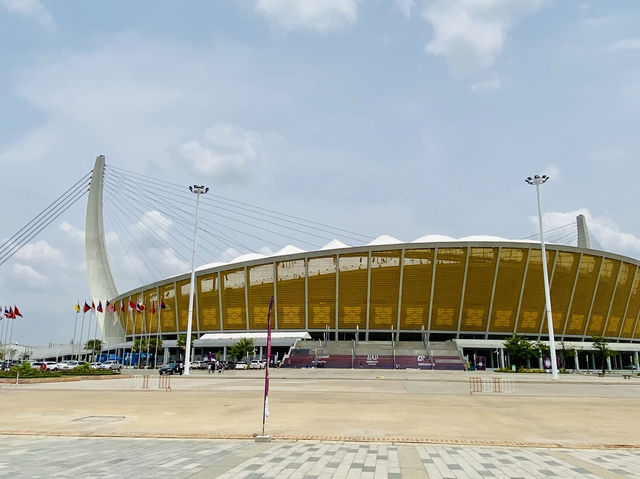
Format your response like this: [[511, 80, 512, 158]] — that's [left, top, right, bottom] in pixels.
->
[[262, 295, 274, 435]]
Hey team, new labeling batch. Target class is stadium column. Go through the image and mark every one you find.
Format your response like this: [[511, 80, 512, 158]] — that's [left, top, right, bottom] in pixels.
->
[[562, 253, 583, 341], [582, 258, 604, 340], [395, 248, 405, 342], [304, 258, 309, 331], [602, 260, 623, 337], [273, 261, 278, 330], [217, 271, 223, 331], [485, 246, 502, 340], [365, 250, 372, 341], [512, 249, 531, 336], [335, 254, 340, 341], [426, 248, 438, 343], [455, 247, 471, 339], [244, 266, 249, 331], [617, 265, 638, 342]]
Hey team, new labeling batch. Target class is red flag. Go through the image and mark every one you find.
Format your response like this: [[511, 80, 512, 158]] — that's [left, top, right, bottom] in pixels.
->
[[8, 307, 15, 319], [83, 302, 91, 313], [139, 304, 145, 312], [129, 300, 136, 310], [160, 299, 166, 309], [13, 306, 23, 318], [97, 301, 103, 313], [91, 301, 95, 310], [263, 296, 274, 426], [151, 302, 156, 315], [121, 302, 126, 312]]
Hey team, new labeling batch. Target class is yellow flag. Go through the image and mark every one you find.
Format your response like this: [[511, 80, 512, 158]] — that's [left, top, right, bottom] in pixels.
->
[[74, 303, 80, 313]]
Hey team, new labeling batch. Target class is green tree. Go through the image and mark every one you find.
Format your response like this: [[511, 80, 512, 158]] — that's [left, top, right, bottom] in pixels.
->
[[228, 338, 255, 362], [132, 338, 146, 352], [148, 337, 164, 367], [591, 335, 614, 375], [533, 341, 550, 360], [85, 339, 102, 354], [504, 335, 538, 369], [176, 334, 196, 360]]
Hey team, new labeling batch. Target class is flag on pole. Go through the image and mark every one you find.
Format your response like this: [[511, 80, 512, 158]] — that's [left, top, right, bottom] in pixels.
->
[[121, 302, 126, 312], [136, 302, 142, 313], [91, 301, 95, 310], [129, 300, 136, 310], [263, 296, 274, 424], [83, 302, 91, 313], [8, 307, 15, 319], [5, 307, 11, 318], [160, 299, 166, 309], [74, 303, 80, 313], [151, 302, 156, 315], [14, 306, 23, 318], [97, 301, 103, 313]]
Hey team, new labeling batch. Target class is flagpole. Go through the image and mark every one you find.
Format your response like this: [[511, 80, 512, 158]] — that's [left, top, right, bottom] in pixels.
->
[[93, 304, 100, 362], [72, 301, 80, 361], [155, 302, 160, 368], [8, 315, 15, 360], [1, 307, 7, 359], [78, 305, 86, 361], [261, 296, 274, 438]]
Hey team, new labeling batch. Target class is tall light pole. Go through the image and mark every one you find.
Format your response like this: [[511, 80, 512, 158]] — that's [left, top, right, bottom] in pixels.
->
[[183, 185, 209, 375], [525, 174, 558, 380]]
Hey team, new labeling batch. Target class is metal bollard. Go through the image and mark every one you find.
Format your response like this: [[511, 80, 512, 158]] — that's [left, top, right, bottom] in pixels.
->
[[158, 374, 171, 391]]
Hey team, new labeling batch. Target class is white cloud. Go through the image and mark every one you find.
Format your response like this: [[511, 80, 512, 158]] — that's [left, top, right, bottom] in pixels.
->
[[394, 0, 416, 19], [533, 209, 640, 259], [607, 38, 640, 52], [59, 221, 85, 241], [470, 77, 502, 92], [12, 263, 48, 288], [256, 0, 357, 32], [178, 124, 266, 185], [13, 240, 63, 262], [421, 0, 547, 76], [0, 0, 53, 27]]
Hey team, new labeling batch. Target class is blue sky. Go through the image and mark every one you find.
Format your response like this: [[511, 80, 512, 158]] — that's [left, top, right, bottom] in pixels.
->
[[1, 0, 640, 345]]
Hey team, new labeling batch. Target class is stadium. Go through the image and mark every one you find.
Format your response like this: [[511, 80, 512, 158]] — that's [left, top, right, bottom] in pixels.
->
[[82, 157, 639, 371]]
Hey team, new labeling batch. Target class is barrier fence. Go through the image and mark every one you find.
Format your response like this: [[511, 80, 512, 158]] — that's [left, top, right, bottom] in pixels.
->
[[469, 377, 514, 394], [134, 374, 171, 391]]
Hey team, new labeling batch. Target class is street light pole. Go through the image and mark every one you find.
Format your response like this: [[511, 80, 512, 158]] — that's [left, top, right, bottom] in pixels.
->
[[184, 185, 209, 375], [525, 174, 559, 380]]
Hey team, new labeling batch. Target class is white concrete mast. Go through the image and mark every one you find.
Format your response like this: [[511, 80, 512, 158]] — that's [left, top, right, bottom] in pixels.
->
[[85, 155, 124, 343]]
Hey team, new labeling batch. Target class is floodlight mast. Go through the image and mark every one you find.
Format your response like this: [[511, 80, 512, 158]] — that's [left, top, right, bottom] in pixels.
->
[[184, 185, 209, 375], [525, 174, 559, 380]]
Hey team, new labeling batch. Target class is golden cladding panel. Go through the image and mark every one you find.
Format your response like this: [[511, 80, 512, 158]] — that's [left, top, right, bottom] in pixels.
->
[[308, 256, 336, 329], [400, 249, 434, 330], [176, 279, 192, 332], [565, 255, 602, 335], [338, 253, 368, 329], [517, 249, 555, 334], [248, 264, 274, 330], [621, 268, 640, 338], [369, 250, 401, 329], [461, 248, 497, 331], [222, 268, 246, 330], [541, 252, 579, 334], [489, 248, 528, 332], [277, 259, 305, 329], [586, 259, 620, 335], [158, 284, 177, 333], [199, 274, 220, 331], [120, 298, 133, 335], [431, 248, 467, 330], [605, 262, 634, 336]]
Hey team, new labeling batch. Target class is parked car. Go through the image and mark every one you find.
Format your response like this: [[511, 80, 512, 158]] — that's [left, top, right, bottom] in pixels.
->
[[59, 360, 82, 370], [235, 361, 248, 370], [43, 361, 59, 371], [190, 361, 203, 370], [99, 360, 122, 371], [90, 362, 101, 369], [249, 360, 265, 369], [1, 360, 22, 371], [159, 362, 184, 375]]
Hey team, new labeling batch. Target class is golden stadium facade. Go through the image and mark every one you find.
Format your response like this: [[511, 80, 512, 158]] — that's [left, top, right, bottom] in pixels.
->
[[112, 238, 640, 344]]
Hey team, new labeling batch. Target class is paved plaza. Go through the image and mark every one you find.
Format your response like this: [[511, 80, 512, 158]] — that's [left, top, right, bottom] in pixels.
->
[[1, 369, 640, 477], [1, 435, 640, 478]]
